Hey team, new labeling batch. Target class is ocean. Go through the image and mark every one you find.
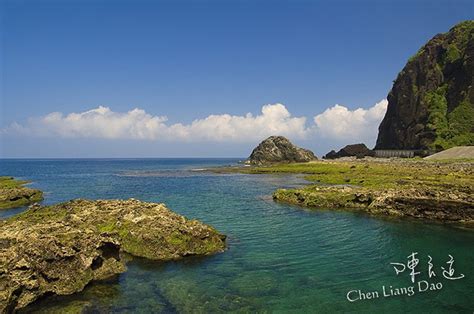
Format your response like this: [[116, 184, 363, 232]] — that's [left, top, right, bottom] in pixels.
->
[[1, 158, 473, 313]]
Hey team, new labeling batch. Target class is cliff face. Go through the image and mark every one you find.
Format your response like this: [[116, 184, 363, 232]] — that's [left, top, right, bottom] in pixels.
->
[[376, 21, 474, 150], [247, 136, 317, 165]]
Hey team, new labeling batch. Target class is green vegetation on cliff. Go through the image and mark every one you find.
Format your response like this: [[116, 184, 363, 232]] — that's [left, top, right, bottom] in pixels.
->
[[376, 20, 474, 150], [425, 85, 450, 150], [424, 85, 474, 150], [422, 21, 474, 150]]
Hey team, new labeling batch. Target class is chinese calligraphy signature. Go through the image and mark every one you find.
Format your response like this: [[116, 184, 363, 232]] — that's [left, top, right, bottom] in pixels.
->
[[390, 252, 465, 283]]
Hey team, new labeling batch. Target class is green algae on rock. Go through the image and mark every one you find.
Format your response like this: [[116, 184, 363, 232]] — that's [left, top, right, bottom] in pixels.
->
[[0, 199, 226, 312], [0, 176, 43, 210], [273, 185, 474, 223], [215, 159, 474, 224], [269, 160, 474, 223]]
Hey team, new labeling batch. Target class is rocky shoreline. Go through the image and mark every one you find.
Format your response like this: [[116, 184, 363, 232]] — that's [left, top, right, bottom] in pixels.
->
[[0, 177, 43, 210], [214, 158, 474, 225], [0, 199, 226, 312], [273, 184, 473, 223]]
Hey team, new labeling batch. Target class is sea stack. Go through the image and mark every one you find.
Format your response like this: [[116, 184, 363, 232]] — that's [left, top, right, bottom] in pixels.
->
[[376, 21, 474, 151], [247, 136, 317, 165]]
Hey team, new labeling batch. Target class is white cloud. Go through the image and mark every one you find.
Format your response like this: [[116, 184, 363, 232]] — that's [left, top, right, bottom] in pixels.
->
[[8, 106, 170, 140], [313, 99, 388, 144], [5, 104, 309, 142], [180, 104, 308, 141], [4, 100, 387, 144]]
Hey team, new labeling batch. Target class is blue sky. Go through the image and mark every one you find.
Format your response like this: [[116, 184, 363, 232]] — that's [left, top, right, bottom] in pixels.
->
[[1, 0, 473, 158]]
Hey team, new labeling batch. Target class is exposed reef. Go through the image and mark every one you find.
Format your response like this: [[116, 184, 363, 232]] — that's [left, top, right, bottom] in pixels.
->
[[273, 184, 473, 223], [0, 176, 43, 210], [0, 199, 226, 312], [214, 159, 473, 224]]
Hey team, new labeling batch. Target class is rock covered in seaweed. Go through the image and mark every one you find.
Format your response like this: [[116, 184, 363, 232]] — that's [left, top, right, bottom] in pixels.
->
[[0, 199, 226, 312], [247, 136, 317, 165], [273, 185, 474, 223], [0, 176, 43, 210]]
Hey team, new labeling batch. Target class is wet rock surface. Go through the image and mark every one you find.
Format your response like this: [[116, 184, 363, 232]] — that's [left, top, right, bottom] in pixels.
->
[[227, 157, 474, 224], [274, 185, 474, 223], [0, 199, 226, 312], [0, 177, 43, 210]]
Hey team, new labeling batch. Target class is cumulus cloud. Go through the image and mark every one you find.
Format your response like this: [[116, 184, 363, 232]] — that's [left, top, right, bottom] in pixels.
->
[[8, 106, 170, 140], [5, 104, 309, 142], [3, 100, 388, 144], [313, 99, 388, 144]]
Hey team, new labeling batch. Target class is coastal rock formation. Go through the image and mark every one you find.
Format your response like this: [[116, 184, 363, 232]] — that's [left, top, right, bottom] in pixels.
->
[[376, 21, 474, 150], [323, 143, 374, 159], [234, 157, 474, 223], [273, 185, 474, 223], [0, 199, 226, 312], [273, 183, 474, 223], [247, 136, 317, 165], [0, 177, 43, 210]]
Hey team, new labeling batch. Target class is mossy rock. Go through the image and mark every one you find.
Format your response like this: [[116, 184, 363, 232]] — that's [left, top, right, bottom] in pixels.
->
[[220, 159, 474, 223], [0, 199, 226, 312], [0, 176, 43, 210]]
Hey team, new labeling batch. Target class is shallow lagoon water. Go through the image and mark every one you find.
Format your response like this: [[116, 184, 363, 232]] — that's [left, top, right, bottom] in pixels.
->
[[1, 159, 473, 313]]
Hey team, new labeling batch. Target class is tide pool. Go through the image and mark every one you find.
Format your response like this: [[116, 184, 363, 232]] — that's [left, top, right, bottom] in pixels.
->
[[1, 159, 472, 313]]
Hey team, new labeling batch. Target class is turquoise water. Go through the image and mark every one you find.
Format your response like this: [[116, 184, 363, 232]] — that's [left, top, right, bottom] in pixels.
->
[[1, 159, 473, 313]]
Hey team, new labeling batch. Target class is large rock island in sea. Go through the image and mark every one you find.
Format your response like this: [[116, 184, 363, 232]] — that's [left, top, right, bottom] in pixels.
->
[[247, 136, 317, 165], [376, 21, 474, 150], [0, 199, 226, 312]]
